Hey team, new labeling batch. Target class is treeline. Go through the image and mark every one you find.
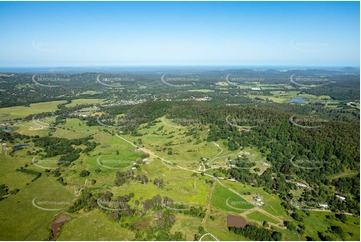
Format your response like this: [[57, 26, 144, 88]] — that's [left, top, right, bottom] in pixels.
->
[[228, 224, 282, 241], [15, 166, 42, 182], [302, 80, 360, 101]]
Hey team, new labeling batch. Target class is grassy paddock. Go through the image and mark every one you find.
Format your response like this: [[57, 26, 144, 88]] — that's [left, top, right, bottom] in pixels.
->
[[57, 209, 134, 240], [65, 99, 104, 107], [246, 210, 278, 224], [211, 184, 254, 213], [0, 176, 73, 240], [0, 100, 67, 121]]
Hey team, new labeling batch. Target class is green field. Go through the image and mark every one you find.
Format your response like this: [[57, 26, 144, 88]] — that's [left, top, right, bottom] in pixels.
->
[[246, 211, 278, 224], [170, 213, 202, 240], [57, 210, 135, 240], [302, 212, 360, 241], [65, 98, 105, 107], [0, 176, 73, 240], [0, 100, 67, 121], [188, 89, 215, 92], [211, 184, 254, 213]]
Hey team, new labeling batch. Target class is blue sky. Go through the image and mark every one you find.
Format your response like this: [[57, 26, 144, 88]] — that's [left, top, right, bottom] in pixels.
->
[[0, 1, 359, 67]]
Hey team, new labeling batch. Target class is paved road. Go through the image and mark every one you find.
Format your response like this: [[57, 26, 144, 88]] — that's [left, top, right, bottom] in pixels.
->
[[199, 232, 219, 241]]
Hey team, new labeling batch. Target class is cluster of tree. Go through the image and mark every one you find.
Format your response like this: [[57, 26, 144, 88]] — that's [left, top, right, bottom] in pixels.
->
[[193, 226, 206, 240], [317, 231, 334, 241], [332, 174, 360, 199], [0, 184, 9, 201], [68, 190, 98, 213], [0, 73, 109, 108], [114, 169, 138, 186], [0, 184, 19, 201], [79, 170, 90, 177], [302, 79, 359, 101], [56, 177, 67, 186], [32, 135, 97, 163], [135, 174, 149, 184], [0, 130, 24, 144], [99, 191, 135, 217], [335, 213, 347, 223], [153, 178, 164, 188]]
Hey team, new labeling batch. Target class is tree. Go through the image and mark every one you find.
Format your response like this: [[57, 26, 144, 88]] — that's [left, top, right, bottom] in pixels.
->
[[154, 178, 164, 188], [109, 211, 120, 221], [263, 221, 269, 227], [330, 226, 343, 235], [336, 213, 347, 223], [272, 231, 282, 241], [0, 184, 9, 200], [79, 170, 90, 177], [198, 226, 205, 234]]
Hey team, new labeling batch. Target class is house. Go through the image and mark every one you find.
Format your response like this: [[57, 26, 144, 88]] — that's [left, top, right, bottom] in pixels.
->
[[319, 203, 329, 209], [251, 87, 262, 91], [296, 182, 307, 188], [253, 196, 261, 202], [262, 162, 269, 166], [335, 195, 346, 201]]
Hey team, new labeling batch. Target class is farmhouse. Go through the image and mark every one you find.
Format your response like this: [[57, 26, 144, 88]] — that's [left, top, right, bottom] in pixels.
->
[[296, 182, 307, 188], [335, 195, 346, 201], [319, 203, 329, 208], [346, 102, 356, 106]]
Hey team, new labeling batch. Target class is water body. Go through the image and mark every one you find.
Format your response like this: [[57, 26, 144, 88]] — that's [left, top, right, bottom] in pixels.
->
[[13, 144, 30, 150], [1, 127, 13, 132], [50, 214, 67, 241], [227, 215, 247, 228], [290, 98, 306, 103]]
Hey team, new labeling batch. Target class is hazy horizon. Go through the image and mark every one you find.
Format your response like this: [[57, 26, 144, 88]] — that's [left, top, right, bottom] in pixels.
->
[[0, 1, 359, 67]]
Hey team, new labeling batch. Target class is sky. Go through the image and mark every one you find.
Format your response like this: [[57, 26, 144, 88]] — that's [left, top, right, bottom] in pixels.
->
[[0, 1, 359, 67]]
